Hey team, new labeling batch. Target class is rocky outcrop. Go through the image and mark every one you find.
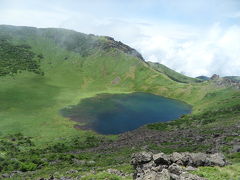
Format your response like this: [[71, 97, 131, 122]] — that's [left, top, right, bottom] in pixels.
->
[[83, 122, 240, 155], [111, 76, 121, 84], [131, 151, 227, 180], [210, 74, 240, 89], [210, 74, 220, 80], [103, 36, 145, 61]]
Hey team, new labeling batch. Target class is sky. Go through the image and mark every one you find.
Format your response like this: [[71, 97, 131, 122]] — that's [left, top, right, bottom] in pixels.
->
[[0, 0, 240, 77]]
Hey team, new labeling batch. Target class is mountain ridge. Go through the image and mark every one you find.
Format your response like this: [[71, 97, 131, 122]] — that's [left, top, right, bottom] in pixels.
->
[[147, 61, 202, 83], [0, 25, 145, 62]]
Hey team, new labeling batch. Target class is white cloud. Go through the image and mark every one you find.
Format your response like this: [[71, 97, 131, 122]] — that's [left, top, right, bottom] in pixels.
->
[[0, 9, 69, 28], [59, 17, 240, 77], [126, 22, 240, 77]]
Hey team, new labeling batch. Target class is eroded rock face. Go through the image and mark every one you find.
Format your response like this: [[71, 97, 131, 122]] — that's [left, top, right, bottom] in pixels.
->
[[210, 74, 220, 80], [102, 36, 145, 61], [210, 74, 240, 89], [131, 151, 227, 180]]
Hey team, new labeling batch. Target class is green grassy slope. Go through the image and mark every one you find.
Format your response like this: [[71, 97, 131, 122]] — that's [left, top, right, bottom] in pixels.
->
[[0, 25, 240, 179], [196, 75, 210, 81], [147, 61, 202, 83], [0, 25, 190, 141], [0, 25, 239, 143]]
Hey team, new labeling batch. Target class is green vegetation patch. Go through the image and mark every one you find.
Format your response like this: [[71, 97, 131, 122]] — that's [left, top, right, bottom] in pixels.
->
[[193, 164, 240, 180], [0, 40, 43, 76]]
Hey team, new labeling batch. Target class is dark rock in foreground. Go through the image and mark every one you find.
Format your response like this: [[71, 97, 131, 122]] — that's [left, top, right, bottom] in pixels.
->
[[131, 151, 227, 180]]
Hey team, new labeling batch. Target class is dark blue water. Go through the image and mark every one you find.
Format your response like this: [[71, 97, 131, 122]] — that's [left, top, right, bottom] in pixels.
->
[[61, 92, 191, 134]]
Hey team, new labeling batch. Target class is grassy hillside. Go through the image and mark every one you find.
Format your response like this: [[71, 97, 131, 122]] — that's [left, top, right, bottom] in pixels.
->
[[0, 25, 204, 142], [196, 75, 210, 81], [0, 25, 240, 179], [0, 25, 239, 142], [147, 61, 202, 83]]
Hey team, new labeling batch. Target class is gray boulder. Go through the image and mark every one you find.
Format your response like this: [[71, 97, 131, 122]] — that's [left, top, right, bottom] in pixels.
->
[[131, 152, 153, 166], [158, 169, 171, 180], [206, 153, 227, 167], [232, 145, 240, 153], [153, 153, 171, 165], [170, 173, 181, 180], [136, 169, 170, 180], [171, 152, 184, 165], [168, 163, 183, 175], [170, 152, 226, 167], [132, 151, 226, 180], [189, 153, 207, 167], [176, 152, 192, 166]]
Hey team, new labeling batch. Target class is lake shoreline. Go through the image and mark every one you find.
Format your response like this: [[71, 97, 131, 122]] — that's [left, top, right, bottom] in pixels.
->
[[61, 92, 192, 135]]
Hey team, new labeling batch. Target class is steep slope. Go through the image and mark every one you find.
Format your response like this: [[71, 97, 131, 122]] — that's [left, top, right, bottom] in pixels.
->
[[148, 61, 202, 83]]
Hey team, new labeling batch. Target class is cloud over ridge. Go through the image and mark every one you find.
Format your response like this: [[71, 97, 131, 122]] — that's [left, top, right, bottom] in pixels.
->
[[0, 0, 240, 77]]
